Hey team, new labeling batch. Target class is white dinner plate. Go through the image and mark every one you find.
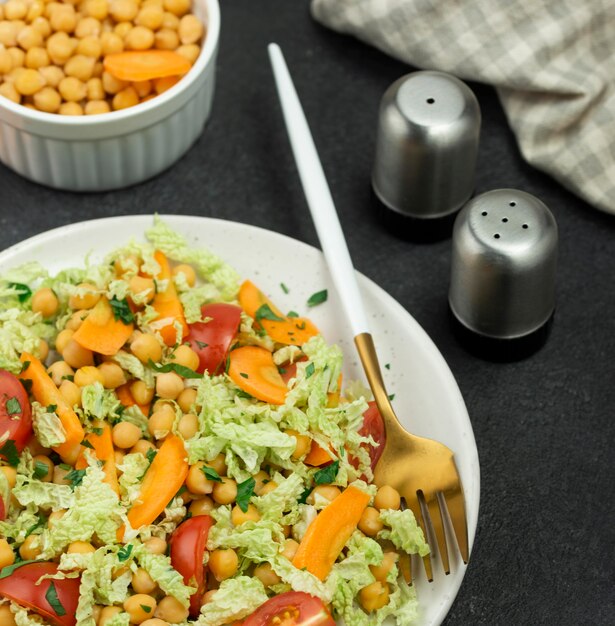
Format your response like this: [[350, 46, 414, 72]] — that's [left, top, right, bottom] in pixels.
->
[[0, 215, 480, 626]]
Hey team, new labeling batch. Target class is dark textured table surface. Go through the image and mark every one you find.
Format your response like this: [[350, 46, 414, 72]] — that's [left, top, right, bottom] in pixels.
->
[[1, 1, 614, 624]]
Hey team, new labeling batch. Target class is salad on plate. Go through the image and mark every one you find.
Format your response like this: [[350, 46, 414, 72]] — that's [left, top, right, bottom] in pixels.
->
[[0, 218, 429, 626]]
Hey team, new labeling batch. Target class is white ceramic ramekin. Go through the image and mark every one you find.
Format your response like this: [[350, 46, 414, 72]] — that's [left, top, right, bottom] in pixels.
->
[[0, 0, 219, 191]]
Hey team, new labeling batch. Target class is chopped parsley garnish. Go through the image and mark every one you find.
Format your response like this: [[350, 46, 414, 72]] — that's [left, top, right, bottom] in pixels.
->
[[0, 560, 41, 579], [195, 340, 208, 349], [58, 463, 72, 471], [20, 361, 30, 374], [24, 516, 45, 538], [8, 283, 31, 302], [19, 378, 32, 393], [146, 448, 157, 464], [33, 460, 49, 479], [201, 466, 222, 482], [109, 296, 135, 325], [287, 311, 299, 318], [81, 439, 94, 449], [118, 544, 133, 562], [91, 427, 104, 436], [239, 372, 249, 379], [255, 304, 285, 323], [148, 359, 203, 379], [307, 290, 328, 308], [61, 375, 74, 382], [305, 363, 315, 379], [65, 468, 87, 489], [0, 439, 20, 466], [236, 390, 253, 399], [45, 582, 66, 616], [384, 363, 391, 370], [236, 477, 256, 513], [296, 321, 306, 331], [278, 367, 286, 375], [280, 283, 289, 294], [5, 396, 21, 416], [388, 394, 395, 401], [46, 404, 57, 413], [313, 460, 339, 485], [140, 605, 152, 614], [298, 487, 312, 505]]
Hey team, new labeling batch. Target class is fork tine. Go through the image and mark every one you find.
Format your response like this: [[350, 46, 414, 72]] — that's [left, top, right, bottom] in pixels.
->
[[398, 552, 412, 585], [425, 494, 450, 575], [443, 486, 469, 563], [405, 497, 433, 582]]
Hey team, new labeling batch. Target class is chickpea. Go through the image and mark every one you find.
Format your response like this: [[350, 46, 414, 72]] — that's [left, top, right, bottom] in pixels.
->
[[307, 484, 341, 506], [374, 485, 401, 511], [4, 1, 28, 21], [114, 450, 125, 469], [85, 99, 110, 114], [47, 361, 74, 386], [207, 453, 227, 475], [208, 549, 238, 582], [100, 31, 123, 55], [212, 477, 237, 505], [176, 44, 199, 64], [176, 388, 197, 413], [14, 69, 45, 96], [52, 465, 72, 485], [74, 365, 105, 387], [132, 568, 157, 594], [359, 581, 390, 612], [59, 379, 81, 407], [77, 36, 102, 59], [160, 12, 178, 30], [75, 17, 101, 38], [6, 47, 25, 69], [39, 65, 64, 88], [46, 31, 73, 64], [143, 537, 166, 554], [153, 28, 178, 50], [69, 283, 100, 310], [163, 0, 189, 17], [17, 26, 43, 50], [25, 47, 49, 69], [31, 16, 51, 38], [129, 275, 155, 302], [154, 596, 187, 624], [130, 438, 155, 456], [130, 380, 154, 405], [142, 621, 168, 626], [93, 60, 103, 77], [114, 21, 132, 38], [67, 541, 96, 554], [0, 21, 18, 47], [281, 538, 299, 561], [26, 0, 45, 22], [259, 480, 278, 496], [153, 75, 178, 95], [97, 361, 125, 389], [0, 539, 15, 569], [231, 503, 260, 526], [99, 606, 123, 626], [185, 461, 213, 495], [178, 15, 203, 45], [56, 328, 75, 354], [284, 429, 311, 459], [0, 604, 16, 626], [188, 495, 213, 516], [148, 408, 175, 440], [131, 333, 162, 364], [112, 421, 142, 449], [358, 507, 384, 537], [370, 551, 399, 583], [155, 372, 184, 400], [59, 101, 84, 115], [62, 339, 94, 368], [135, 5, 163, 30], [110, 0, 138, 23], [85, 0, 108, 21], [0, 48, 13, 74], [50, 5, 77, 34], [5, 66, 26, 85], [19, 535, 42, 560], [124, 594, 157, 624], [64, 54, 96, 81], [170, 264, 195, 286], [112, 85, 139, 109], [32, 454, 53, 482], [31, 287, 59, 317], [0, 82, 20, 103], [252, 470, 270, 496], [31, 84, 60, 112], [38, 339, 49, 362], [125, 25, 154, 50], [177, 412, 198, 439], [252, 563, 281, 588], [0, 466, 16, 489]]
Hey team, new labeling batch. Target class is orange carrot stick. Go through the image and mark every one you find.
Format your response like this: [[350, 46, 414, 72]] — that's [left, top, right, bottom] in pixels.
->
[[75, 421, 119, 494], [292, 486, 371, 580], [72, 297, 134, 356], [103, 50, 191, 82], [115, 383, 150, 417], [151, 250, 188, 347], [19, 353, 84, 464], [124, 435, 188, 534], [228, 346, 287, 405], [304, 441, 334, 467]]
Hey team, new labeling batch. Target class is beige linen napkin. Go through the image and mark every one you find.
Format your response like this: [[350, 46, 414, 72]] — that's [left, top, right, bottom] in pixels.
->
[[311, 0, 615, 215]]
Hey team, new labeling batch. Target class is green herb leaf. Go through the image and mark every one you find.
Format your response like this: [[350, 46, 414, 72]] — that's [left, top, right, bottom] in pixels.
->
[[0, 559, 41, 579], [313, 460, 339, 485], [255, 304, 285, 323], [61, 375, 74, 382], [201, 466, 222, 482], [195, 340, 208, 349], [239, 372, 249, 379], [8, 283, 32, 303], [5, 396, 21, 416], [25, 516, 45, 538], [236, 477, 255, 513], [45, 582, 66, 616], [46, 404, 57, 413], [117, 544, 133, 562], [295, 321, 306, 331], [0, 440, 20, 466], [235, 390, 253, 399], [298, 487, 312, 505], [280, 283, 289, 294], [33, 460, 49, 479], [307, 290, 327, 308], [146, 448, 157, 464], [388, 394, 395, 401], [148, 359, 203, 379], [140, 605, 152, 614], [81, 439, 94, 449], [384, 363, 391, 370], [91, 428, 103, 436], [109, 296, 135, 325], [19, 378, 32, 394], [65, 468, 87, 489], [287, 311, 299, 318], [278, 367, 286, 375], [305, 363, 315, 379], [20, 361, 31, 374]]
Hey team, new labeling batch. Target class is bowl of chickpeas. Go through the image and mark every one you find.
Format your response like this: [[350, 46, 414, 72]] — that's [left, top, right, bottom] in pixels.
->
[[0, 0, 219, 190]]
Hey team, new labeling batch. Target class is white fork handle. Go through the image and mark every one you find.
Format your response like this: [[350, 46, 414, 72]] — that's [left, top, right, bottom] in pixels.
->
[[268, 43, 371, 338]]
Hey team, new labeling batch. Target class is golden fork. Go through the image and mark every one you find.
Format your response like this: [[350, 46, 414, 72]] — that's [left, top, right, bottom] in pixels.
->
[[269, 43, 469, 581]]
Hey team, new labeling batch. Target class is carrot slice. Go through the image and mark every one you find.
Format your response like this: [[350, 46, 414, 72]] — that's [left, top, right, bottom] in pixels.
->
[[228, 346, 287, 405], [103, 50, 191, 82], [292, 486, 371, 580], [19, 353, 84, 464], [72, 297, 134, 356], [122, 435, 188, 536], [75, 421, 119, 494], [304, 441, 334, 467], [238, 280, 284, 319], [151, 250, 188, 347], [115, 383, 150, 417]]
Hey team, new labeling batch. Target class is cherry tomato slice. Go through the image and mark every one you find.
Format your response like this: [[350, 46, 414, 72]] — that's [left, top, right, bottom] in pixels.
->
[[169, 515, 213, 617], [243, 592, 335, 626], [0, 496, 5, 522], [359, 401, 386, 470], [0, 369, 33, 460], [186, 304, 242, 375], [0, 562, 80, 626]]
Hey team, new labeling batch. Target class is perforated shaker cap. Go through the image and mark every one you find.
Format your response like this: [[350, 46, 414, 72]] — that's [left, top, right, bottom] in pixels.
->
[[372, 71, 481, 224], [449, 189, 558, 349]]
